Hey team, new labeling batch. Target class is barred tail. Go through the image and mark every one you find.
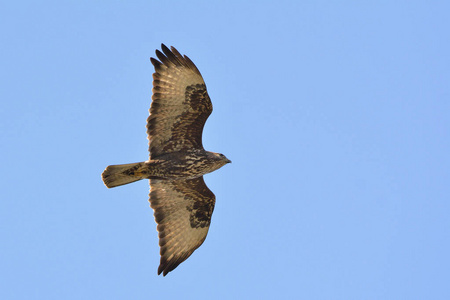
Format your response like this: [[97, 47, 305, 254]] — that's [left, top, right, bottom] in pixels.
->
[[102, 162, 147, 188]]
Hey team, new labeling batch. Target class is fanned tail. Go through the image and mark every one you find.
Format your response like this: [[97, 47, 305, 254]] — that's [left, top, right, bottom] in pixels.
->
[[102, 162, 147, 188]]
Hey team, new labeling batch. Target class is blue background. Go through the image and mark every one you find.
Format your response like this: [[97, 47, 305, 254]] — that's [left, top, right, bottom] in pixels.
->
[[1, 1, 449, 299]]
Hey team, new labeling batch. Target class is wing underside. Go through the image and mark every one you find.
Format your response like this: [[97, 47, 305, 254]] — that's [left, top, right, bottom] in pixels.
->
[[149, 176, 216, 276], [147, 44, 213, 158]]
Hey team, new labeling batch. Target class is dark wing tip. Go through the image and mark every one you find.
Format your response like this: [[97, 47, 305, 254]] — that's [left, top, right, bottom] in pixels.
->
[[161, 43, 171, 55], [151, 44, 178, 68], [150, 44, 202, 76], [157, 264, 164, 276], [158, 258, 183, 276], [151, 44, 169, 64], [150, 57, 162, 68], [161, 44, 183, 66], [170, 46, 185, 64], [155, 49, 168, 64]]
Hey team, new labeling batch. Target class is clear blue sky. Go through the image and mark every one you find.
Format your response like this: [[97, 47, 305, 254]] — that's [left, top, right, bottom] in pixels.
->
[[1, 1, 449, 299]]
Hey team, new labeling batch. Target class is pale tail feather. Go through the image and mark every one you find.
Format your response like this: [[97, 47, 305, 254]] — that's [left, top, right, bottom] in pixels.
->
[[102, 162, 147, 188]]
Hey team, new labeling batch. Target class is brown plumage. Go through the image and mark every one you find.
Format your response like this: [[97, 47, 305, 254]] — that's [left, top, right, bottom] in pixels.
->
[[101, 44, 230, 276]]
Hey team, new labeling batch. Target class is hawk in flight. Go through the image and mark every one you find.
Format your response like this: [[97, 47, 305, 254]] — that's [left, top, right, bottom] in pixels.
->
[[102, 44, 231, 276]]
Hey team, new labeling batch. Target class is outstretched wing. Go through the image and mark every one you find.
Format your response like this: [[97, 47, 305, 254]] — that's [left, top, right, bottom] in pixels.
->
[[147, 44, 213, 159], [149, 176, 216, 276]]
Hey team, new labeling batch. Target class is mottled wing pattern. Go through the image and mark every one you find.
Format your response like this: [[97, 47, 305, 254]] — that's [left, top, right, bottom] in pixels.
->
[[147, 44, 213, 158], [149, 176, 216, 276]]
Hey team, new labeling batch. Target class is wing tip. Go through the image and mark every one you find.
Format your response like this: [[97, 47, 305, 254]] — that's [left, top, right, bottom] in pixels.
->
[[161, 43, 171, 55], [157, 256, 184, 276], [150, 57, 161, 68], [150, 44, 202, 76]]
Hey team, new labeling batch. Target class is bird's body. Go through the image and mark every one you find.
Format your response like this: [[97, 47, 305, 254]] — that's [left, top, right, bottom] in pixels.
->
[[102, 44, 230, 276], [103, 149, 229, 185]]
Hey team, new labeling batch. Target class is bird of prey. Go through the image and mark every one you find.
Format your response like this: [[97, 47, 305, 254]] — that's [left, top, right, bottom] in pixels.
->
[[102, 44, 231, 276]]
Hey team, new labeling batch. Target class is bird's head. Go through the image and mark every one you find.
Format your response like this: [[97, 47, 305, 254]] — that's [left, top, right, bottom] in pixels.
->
[[208, 152, 232, 167]]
